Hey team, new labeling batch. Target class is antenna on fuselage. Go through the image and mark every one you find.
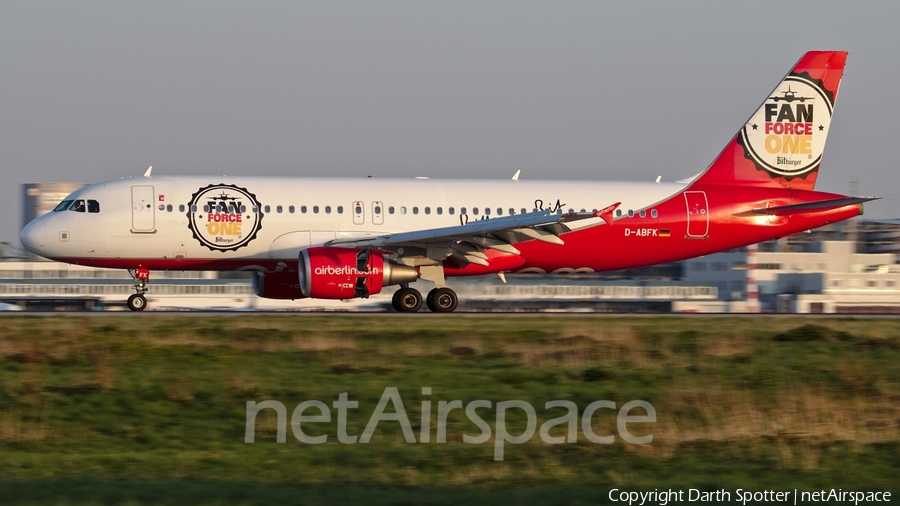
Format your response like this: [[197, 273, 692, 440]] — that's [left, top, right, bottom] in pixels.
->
[[511, 170, 521, 181], [143, 166, 153, 178]]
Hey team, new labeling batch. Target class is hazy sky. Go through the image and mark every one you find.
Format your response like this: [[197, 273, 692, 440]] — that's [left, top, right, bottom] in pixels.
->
[[2, 1, 898, 244]]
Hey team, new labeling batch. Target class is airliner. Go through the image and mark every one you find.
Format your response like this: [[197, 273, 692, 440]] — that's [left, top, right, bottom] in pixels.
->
[[20, 51, 872, 312]]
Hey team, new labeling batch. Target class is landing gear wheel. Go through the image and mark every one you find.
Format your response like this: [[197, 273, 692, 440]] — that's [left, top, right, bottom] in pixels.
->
[[428, 287, 458, 313], [127, 268, 150, 312], [127, 294, 147, 312], [425, 289, 436, 312], [392, 287, 423, 313]]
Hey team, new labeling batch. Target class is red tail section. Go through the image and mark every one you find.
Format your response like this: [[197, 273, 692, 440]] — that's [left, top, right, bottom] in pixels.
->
[[692, 51, 847, 190]]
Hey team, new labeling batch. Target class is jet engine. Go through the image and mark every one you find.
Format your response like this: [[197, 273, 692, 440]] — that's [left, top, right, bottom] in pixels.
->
[[299, 247, 419, 299]]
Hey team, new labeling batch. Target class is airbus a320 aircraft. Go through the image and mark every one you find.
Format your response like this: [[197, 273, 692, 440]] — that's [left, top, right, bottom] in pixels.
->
[[21, 51, 872, 312]]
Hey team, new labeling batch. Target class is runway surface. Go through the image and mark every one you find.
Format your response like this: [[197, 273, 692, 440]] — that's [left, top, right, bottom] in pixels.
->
[[3, 311, 899, 318]]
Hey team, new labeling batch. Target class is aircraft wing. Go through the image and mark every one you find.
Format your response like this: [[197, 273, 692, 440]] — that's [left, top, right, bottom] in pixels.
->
[[326, 203, 620, 267]]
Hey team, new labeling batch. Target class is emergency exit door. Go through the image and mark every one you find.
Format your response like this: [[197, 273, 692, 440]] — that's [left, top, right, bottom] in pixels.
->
[[352, 201, 365, 225], [684, 191, 708, 238], [131, 185, 155, 232], [372, 201, 384, 225]]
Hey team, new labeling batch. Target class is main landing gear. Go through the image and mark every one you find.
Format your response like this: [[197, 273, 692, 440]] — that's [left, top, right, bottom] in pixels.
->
[[426, 287, 458, 313], [390, 285, 459, 313], [127, 268, 150, 312]]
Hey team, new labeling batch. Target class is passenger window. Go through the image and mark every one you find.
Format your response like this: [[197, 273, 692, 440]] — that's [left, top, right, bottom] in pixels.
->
[[301, 205, 307, 213], [639, 210, 646, 218], [424, 207, 430, 215], [651, 209, 658, 218], [509, 208, 515, 215], [276, 205, 283, 213], [388, 206, 395, 214], [289, 205, 295, 213], [437, 207, 442, 215], [325, 206, 331, 214], [449, 207, 455, 215], [54, 200, 73, 212], [616, 209, 622, 217], [264, 205, 271, 213], [69, 200, 86, 213], [374, 205, 381, 214], [461, 207, 467, 215], [400, 206, 407, 215], [628, 210, 634, 218], [521, 208, 527, 214], [203, 205, 210, 213], [355, 204, 362, 214], [337, 206, 344, 214], [88, 200, 100, 213], [413, 207, 419, 215], [313, 206, 319, 214], [179, 204, 186, 213], [166, 204, 173, 212], [497, 208, 503, 215], [473, 207, 479, 215], [484, 208, 490, 215], [240, 205, 246, 213]]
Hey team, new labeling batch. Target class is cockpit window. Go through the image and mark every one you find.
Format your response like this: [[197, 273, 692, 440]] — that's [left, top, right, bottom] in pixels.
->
[[54, 200, 73, 212], [88, 200, 100, 213], [68, 200, 86, 213]]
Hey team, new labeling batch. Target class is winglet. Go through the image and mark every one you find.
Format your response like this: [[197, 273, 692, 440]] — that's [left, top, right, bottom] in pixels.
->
[[511, 170, 520, 181], [594, 202, 622, 226], [143, 166, 153, 178]]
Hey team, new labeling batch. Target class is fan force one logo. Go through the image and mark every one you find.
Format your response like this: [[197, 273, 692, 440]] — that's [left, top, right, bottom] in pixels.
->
[[739, 74, 834, 179], [187, 184, 263, 252]]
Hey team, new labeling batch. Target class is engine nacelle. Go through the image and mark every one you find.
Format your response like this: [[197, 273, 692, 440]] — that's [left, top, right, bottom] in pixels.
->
[[252, 271, 306, 300], [300, 247, 418, 299]]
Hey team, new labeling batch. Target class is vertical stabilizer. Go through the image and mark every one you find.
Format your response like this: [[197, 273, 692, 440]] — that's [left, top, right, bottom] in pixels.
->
[[692, 51, 847, 190]]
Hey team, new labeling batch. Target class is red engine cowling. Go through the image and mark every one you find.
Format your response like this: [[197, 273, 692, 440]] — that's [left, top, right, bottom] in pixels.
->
[[299, 247, 418, 299], [252, 271, 306, 300]]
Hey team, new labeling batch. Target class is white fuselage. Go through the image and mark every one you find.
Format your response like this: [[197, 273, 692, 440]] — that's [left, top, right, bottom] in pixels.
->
[[23, 175, 685, 268]]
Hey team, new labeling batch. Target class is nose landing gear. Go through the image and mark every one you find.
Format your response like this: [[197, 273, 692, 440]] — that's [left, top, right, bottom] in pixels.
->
[[127, 268, 150, 312]]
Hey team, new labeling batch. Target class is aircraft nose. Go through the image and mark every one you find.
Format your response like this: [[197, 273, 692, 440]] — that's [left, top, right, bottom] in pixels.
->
[[20, 219, 47, 253]]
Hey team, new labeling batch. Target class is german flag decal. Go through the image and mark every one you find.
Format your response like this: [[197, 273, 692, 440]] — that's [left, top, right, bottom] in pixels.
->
[[659, 229, 671, 238]]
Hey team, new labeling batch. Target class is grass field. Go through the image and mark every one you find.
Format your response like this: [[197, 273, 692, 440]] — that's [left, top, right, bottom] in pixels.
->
[[1, 315, 899, 505]]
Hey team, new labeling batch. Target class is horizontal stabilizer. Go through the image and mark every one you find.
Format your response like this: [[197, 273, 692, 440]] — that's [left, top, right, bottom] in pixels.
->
[[752, 196, 878, 216]]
